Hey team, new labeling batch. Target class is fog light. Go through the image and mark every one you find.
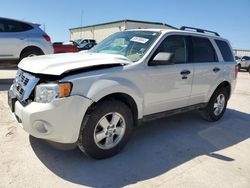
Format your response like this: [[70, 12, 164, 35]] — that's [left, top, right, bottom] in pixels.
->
[[33, 121, 51, 134]]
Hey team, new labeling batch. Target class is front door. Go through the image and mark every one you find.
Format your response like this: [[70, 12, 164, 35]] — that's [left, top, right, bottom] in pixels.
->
[[144, 35, 194, 115]]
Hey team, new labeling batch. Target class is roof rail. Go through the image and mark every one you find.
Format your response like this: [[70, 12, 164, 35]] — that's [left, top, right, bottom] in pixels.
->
[[180, 26, 220, 36]]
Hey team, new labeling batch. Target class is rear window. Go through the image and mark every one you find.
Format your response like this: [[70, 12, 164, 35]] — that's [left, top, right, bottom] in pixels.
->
[[0, 19, 33, 32], [192, 36, 217, 63], [242, 56, 250, 60], [215, 40, 234, 62], [6, 21, 33, 32]]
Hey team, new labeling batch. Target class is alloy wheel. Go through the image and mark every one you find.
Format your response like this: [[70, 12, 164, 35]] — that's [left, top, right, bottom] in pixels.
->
[[213, 94, 225, 116], [94, 112, 126, 150]]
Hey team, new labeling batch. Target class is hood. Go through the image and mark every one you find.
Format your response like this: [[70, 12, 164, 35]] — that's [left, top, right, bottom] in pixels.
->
[[18, 52, 132, 76]]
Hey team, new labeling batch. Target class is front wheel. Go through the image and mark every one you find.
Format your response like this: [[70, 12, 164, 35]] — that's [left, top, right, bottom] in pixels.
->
[[201, 89, 228, 122], [78, 99, 134, 159]]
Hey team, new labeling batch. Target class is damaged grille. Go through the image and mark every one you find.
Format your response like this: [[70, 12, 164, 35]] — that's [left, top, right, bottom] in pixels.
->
[[12, 69, 39, 101]]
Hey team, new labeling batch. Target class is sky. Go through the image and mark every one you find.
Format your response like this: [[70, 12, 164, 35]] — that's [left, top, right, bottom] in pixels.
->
[[0, 0, 250, 49]]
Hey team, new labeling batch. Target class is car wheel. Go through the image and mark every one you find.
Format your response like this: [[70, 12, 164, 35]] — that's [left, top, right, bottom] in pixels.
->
[[201, 88, 228, 122], [20, 49, 44, 61], [78, 99, 134, 159]]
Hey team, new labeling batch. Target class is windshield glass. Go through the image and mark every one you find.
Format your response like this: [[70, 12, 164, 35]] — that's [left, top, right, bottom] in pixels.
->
[[90, 31, 160, 62]]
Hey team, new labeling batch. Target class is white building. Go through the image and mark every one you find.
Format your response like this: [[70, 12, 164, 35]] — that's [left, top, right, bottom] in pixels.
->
[[69, 19, 176, 42], [233, 49, 250, 57]]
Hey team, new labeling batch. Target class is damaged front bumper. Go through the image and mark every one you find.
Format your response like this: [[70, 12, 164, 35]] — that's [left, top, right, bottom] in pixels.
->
[[8, 88, 93, 143]]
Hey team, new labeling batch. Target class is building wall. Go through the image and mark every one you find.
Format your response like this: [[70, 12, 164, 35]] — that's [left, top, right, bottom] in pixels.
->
[[70, 21, 173, 43], [70, 22, 126, 42], [233, 49, 250, 57]]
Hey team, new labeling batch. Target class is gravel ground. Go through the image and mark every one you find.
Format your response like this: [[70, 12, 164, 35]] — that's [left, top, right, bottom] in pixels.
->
[[0, 71, 250, 188]]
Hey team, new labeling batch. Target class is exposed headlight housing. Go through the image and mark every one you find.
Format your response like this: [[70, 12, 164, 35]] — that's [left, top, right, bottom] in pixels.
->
[[35, 82, 72, 103]]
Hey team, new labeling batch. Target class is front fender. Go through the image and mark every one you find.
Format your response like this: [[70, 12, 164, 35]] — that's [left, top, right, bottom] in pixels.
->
[[86, 78, 144, 119]]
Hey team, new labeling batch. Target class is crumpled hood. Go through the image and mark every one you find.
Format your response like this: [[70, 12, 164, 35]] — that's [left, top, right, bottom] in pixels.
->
[[18, 52, 132, 75]]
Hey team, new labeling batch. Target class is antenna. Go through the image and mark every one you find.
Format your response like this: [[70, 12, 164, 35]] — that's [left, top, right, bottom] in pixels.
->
[[80, 10, 83, 39]]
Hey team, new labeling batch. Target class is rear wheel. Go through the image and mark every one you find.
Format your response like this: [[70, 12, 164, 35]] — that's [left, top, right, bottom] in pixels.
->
[[20, 49, 44, 61], [201, 88, 228, 122], [78, 99, 134, 159]]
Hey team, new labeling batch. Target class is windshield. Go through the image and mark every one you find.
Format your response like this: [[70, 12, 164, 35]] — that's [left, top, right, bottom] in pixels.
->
[[90, 31, 160, 62]]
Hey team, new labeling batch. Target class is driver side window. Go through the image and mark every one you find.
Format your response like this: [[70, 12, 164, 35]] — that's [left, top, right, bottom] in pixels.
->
[[153, 35, 188, 64]]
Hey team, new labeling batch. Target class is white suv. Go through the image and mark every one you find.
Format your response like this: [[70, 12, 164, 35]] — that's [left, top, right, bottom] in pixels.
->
[[8, 26, 237, 159], [0, 17, 53, 61]]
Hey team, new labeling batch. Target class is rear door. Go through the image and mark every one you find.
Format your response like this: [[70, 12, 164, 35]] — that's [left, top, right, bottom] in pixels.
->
[[0, 19, 13, 59], [189, 36, 223, 105], [0, 19, 31, 59]]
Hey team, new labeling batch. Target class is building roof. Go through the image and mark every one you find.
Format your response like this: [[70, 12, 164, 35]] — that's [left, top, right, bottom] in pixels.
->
[[233, 49, 250, 52], [69, 19, 177, 31]]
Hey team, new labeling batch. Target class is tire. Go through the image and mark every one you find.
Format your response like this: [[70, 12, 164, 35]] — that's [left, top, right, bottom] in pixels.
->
[[201, 88, 228, 122], [248, 65, 250, 73], [77, 99, 134, 159], [20, 49, 44, 61]]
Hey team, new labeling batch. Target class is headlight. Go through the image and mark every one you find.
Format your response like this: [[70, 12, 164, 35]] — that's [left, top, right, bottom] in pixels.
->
[[35, 82, 72, 103]]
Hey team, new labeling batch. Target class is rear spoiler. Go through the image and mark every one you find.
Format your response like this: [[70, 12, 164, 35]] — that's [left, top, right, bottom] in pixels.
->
[[30, 23, 41, 27]]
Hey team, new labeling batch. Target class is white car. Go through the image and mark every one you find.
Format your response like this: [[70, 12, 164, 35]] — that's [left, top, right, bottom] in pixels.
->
[[0, 17, 53, 61], [8, 27, 237, 159], [238, 56, 250, 72]]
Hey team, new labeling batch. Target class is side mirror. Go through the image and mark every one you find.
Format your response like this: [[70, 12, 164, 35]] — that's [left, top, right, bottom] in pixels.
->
[[149, 52, 174, 66]]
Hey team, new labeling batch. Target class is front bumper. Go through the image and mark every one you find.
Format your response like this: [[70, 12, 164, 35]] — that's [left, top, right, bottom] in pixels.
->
[[9, 92, 93, 143]]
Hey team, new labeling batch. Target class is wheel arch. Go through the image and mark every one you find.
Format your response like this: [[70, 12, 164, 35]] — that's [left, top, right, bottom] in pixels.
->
[[82, 78, 144, 119], [209, 81, 231, 101], [19, 46, 44, 58], [88, 92, 140, 126]]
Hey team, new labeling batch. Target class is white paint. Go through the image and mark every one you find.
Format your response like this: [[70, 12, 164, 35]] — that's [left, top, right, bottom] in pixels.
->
[[18, 52, 132, 75]]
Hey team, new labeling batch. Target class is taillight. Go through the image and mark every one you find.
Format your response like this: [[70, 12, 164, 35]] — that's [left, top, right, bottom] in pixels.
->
[[43, 34, 51, 42], [235, 65, 238, 79]]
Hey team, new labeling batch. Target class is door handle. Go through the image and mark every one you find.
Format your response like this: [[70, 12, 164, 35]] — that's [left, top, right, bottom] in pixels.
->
[[180, 70, 191, 75], [213, 67, 220, 73], [19, 38, 25, 40]]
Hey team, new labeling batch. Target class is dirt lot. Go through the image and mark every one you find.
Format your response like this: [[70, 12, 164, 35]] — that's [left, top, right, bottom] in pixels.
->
[[0, 70, 250, 188]]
